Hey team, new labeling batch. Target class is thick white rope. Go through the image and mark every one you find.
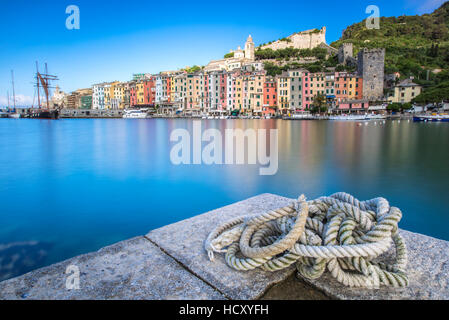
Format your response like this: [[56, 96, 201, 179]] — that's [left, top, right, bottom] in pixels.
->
[[204, 193, 408, 289]]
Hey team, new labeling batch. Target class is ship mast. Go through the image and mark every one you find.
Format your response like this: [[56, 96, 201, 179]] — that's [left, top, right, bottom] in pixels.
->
[[36, 62, 40, 109], [11, 70, 16, 110], [45, 63, 49, 109], [35, 61, 58, 110]]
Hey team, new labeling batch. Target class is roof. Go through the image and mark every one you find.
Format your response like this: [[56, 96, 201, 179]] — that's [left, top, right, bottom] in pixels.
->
[[397, 79, 421, 87]]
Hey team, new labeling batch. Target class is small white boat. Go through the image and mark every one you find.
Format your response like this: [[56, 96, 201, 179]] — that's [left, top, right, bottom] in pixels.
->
[[8, 113, 20, 119], [123, 109, 150, 119], [291, 113, 311, 120], [329, 114, 370, 121], [369, 114, 387, 120]]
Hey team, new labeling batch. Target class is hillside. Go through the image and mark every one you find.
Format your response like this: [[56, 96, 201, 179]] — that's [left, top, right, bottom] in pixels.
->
[[331, 2, 449, 83]]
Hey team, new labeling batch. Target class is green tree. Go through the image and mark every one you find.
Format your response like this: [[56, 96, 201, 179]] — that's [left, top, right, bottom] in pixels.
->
[[312, 94, 327, 114]]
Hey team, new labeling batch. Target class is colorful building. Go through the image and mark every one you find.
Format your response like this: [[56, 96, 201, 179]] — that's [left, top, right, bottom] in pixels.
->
[[144, 77, 156, 106], [277, 74, 290, 114], [288, 70, 304, 111], [387, 78, 422, 104], [92, 83, 106, 110]]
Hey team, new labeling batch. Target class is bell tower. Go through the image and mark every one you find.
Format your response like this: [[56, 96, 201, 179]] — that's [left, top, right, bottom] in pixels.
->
[[245, 35, 255, 61]]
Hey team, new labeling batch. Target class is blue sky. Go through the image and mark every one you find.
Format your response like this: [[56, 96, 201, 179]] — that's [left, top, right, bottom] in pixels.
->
[[0, 0, 446, 106]]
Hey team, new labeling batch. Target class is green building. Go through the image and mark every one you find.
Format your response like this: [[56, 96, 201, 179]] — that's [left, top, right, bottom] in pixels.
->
[[80, 95, 92, 109]]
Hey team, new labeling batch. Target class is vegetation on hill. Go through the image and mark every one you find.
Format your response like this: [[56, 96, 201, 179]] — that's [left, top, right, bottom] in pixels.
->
[[255, 47, 328, 60], [260, 48, 355, 76], [222, 3, 449, 102], [331, 2, 449, 103], [257, 47, 338, 76], [183, 65, 203, 74]]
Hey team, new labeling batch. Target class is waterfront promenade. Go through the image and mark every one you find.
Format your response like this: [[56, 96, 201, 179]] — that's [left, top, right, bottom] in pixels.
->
[[0, 194, 448, 300], [1, 107, 415, 120]]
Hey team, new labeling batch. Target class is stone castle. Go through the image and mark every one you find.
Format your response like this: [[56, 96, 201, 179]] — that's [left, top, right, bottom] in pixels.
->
[[261, 27, 327, 51], [338, 43, 386, 100], [357, 48, 386, 101]]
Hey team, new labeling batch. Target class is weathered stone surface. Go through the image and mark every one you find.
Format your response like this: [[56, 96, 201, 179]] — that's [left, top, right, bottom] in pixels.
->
[[0, 237, 224, 300], [303, 230, 449, 300], [2, 194, 448, 300], [146, 193, 297, 300], [147, 193, 449, 300]]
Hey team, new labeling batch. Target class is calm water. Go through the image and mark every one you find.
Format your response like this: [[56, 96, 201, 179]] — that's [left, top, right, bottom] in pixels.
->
[[1, 118, 448, 280]]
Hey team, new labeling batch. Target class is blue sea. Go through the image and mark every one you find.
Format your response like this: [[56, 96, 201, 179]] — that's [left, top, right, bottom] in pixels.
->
[[1, 118, 448, 280]]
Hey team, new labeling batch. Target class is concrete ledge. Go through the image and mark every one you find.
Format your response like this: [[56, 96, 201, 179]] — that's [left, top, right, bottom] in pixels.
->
[[0, 237, 224, 300], [1, 194, 448, 300], [147, 193, 296, 300]]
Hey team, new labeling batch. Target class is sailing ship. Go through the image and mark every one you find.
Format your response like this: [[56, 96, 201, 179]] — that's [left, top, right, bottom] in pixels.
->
[[29, 62, 60, 119]]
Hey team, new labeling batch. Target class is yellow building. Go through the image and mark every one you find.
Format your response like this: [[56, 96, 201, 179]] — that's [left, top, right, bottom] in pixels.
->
[[247, 73, 265, 114], [114, 83, 126, 109], [309, 73, 326, 97], [104, 81, 121, 109], [170, 77, 176, 102], [104, 83, 112, 109], [174, 73, 187, 108], [388, 79, 422, 103], [277, 75, 290, 114], [235, 75, 244, 111], [136, 81, 145, 105]]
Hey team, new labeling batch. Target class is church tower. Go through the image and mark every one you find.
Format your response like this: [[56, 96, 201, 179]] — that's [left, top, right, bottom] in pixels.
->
[[245, 35, 255, 61]]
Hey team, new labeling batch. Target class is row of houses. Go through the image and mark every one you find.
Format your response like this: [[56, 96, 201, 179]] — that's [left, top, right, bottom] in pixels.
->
[[84, 69, 367, 115], [56, 43, 422, 114]]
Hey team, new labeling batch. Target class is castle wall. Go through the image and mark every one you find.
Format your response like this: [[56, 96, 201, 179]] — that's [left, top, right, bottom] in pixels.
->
[[261, 27, 326, 51]]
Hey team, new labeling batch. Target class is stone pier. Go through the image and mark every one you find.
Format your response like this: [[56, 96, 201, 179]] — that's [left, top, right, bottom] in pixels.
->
[[0, 194, 448, 300]]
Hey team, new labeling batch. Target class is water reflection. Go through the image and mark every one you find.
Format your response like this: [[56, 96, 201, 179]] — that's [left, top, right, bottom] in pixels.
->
[[0, 119, 448, 281], [0, 241, 52, 281]]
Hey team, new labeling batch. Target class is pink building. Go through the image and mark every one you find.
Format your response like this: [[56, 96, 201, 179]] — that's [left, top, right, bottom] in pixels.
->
[[302, 72, 313, 110], [338, 100, 369, 112]]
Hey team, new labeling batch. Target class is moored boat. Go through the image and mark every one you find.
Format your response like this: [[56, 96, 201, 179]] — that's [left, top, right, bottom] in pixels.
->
[[369, 114, 387, 120], [29, 109, 59, 119], [123, 109, 150, 119], [8, 113, 20, 119], [329, 114, 370, 121], [413, 115, 449, 122], [31, 62, 60, 120]]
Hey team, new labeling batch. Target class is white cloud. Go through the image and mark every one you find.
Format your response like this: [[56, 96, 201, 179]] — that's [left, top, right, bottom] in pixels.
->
[[0, 94, 34, 108]]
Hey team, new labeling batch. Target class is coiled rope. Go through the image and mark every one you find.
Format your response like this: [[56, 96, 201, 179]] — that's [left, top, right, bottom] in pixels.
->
[[205, 193, 408, 289]]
